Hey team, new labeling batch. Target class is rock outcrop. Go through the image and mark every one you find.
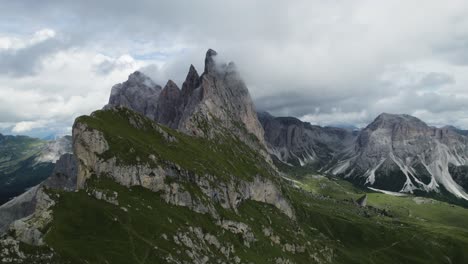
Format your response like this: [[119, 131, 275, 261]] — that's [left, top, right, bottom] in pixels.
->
[[356, 194, 367, 207], [43, 153, 78, 191], [155, 80, 181, 128], [105, 71, 162, 120]]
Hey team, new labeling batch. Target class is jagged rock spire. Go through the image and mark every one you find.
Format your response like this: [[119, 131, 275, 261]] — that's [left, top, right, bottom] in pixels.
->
[[103, 49, 268, 155], [204, 49, 218, 75], [156, 80, 181, 128], [181, 64, 200, 98]]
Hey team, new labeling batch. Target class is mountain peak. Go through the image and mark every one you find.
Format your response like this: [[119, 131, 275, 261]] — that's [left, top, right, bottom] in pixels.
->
[[106, 71, 162, 120], [156, 80, 181, 127], [204, 49, 218, 74], [126, 71, 157, 88], [188, 64, 198, 76], [181, 65, 201, 105], [368, 113, 427, 131], [165, 79, 178, 88]]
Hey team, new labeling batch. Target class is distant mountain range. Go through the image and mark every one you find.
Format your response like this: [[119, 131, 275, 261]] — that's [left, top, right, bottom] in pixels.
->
[[260, 111, 468, 203], [0, 134, 71, 204]]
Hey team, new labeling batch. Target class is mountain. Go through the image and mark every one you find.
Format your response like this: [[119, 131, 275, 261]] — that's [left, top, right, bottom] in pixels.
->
[[328, 113, 468, 201], [1, 50, 468, 264], [443, 125, 468, 136], [258, 112, 357, 169], [0, 134, 72, 204], [261, 112, 468, 202], [107, 49, 268, 154]]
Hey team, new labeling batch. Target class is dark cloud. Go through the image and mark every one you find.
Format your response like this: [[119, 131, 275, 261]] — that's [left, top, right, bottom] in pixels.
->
[[0, 37, 64, 76]]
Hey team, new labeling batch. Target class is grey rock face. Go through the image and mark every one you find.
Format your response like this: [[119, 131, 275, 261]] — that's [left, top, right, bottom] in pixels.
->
[[155, 80, 181, 128], [258, 111, 357, 168], [177, 49, 268, 152], [105, 50, 268, 153], [262, 112, 468, 200], [329, 113, 468, 200], [181, 65, 201, 107], [44, 153, 78, 191], [0, 186, 39, 234], [105, 71, 162, 120], [356, 194, 367, 207]]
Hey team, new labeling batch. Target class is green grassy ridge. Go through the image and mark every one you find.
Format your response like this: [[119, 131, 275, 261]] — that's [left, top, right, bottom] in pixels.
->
[[40, 177, 331, 264], [31, 173, 468, 263], [75, 108, 274, 182]]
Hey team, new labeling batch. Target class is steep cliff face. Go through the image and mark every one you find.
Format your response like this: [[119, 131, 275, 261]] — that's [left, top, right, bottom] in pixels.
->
[[72, 108, 293, 218], [155, 80, 181, 128], [259, 112, 357, 168], [329, 113, 468, 200]]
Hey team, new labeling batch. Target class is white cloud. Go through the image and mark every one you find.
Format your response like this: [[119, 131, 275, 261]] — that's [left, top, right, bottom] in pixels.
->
[[12, 120, 47, 133], [3, 1, 468, 135], [93, 53, 138, 75], [0, 48, 150, 136], [0, 28, 56, 51]]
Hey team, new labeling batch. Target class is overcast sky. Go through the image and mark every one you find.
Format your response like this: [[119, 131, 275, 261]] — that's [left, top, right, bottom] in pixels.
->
[[2, 1, 468, 137]]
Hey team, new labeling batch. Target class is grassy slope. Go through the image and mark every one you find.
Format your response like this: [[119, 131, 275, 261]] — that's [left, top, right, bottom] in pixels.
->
[[17, 108, 468, 263], [294, 174, 468, 263], [75, 108, 274, 182], [40, 178, 332, 264]]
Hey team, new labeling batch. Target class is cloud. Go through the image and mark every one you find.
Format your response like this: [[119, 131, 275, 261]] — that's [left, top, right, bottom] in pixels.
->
[[3, 1, 468, 136], [12, 120, 47, 133], [93, 54, 138, 75], [0, 28, 68, 76]]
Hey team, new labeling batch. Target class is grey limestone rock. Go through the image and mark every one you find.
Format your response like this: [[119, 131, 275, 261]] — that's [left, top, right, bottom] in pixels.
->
[[105, 71, 162, 120]]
